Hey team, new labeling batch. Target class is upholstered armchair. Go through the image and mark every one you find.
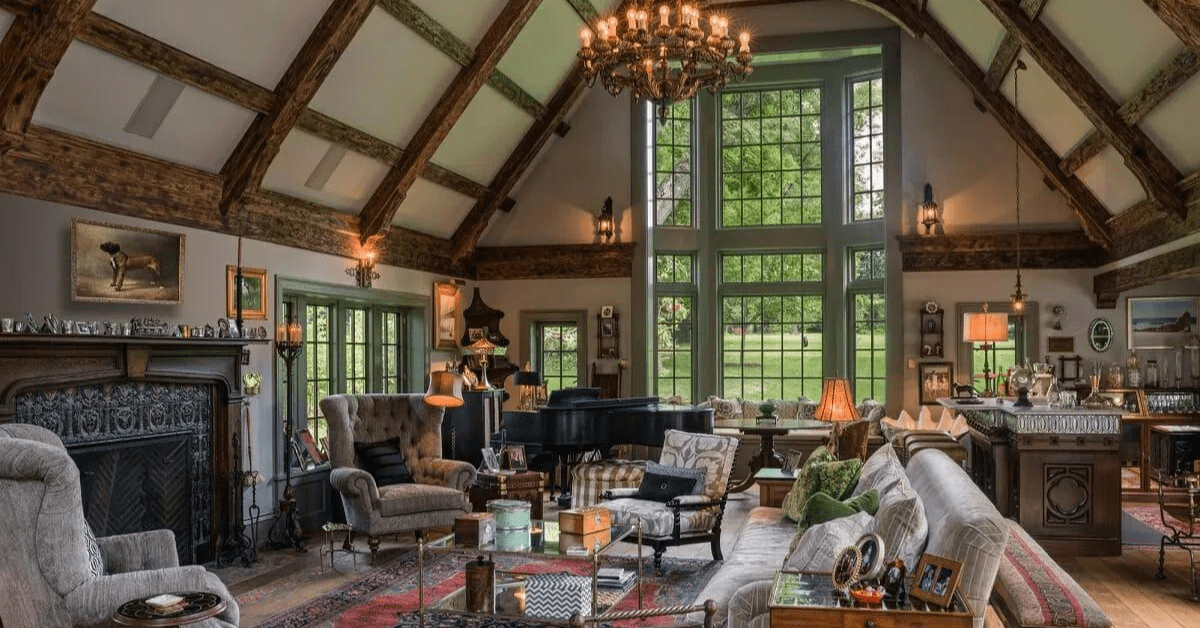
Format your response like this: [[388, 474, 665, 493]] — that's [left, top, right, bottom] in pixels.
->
[[320, 393, 476, 563], [0, 424, 238, 628], [602, 429, 739, 574]]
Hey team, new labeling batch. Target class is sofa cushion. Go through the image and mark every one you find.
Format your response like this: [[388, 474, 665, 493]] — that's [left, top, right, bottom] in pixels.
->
[[702, 396, 740, 421], [377, 482, 467, 516], [685, 507, 794, 625], [603, 497, 717, 538], [853, 444, 906, 498], [873, 477, 928, 568], [783, 510, 875, 572], [738, 398, 762, 420], [781, 446, 862, 522], [993, 519, 1111, 628], [799, 489, 880, 530], [354, 438, 413, 485]]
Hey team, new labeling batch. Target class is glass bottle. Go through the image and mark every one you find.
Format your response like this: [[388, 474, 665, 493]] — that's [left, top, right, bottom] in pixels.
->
[[1175, 346, 1184, 387], [1046, 376, 1062, 408], [1106, 363, 1123, 389], [1126, 351, 1143, 388], [1146, 359, 1160, 389]]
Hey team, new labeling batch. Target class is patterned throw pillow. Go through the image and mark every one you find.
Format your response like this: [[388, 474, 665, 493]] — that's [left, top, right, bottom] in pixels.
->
[[83, 520, 105, 577], [781, 445, 863, 522], [784, 511, 876, 571], [798, 488, 880, 530], [703, 396, 740, 421], [797, 397, 818, 420], [770, 399, 801, 421], [738, 398, 761, 420], [857, 399, 886, 437], [853, 444, 906, 497]]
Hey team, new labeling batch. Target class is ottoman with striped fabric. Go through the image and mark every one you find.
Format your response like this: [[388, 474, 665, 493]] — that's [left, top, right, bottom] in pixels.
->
[[992, 519, 1111, 628], [569, 460, 646, 508]]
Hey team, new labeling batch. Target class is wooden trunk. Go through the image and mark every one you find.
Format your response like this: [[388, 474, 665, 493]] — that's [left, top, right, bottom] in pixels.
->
[[470, 470, 544, 520]]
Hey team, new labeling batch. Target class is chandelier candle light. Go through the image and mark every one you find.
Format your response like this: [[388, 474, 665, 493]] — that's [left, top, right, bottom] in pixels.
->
[[578, 1, 753, 122]]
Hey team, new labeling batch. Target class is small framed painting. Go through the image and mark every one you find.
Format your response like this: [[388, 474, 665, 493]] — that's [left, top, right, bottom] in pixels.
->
[[226, 266, 268, 319], [1128, 296, 1199, 349], [918, 362, 953, 405], [433, 281, 461, 350]]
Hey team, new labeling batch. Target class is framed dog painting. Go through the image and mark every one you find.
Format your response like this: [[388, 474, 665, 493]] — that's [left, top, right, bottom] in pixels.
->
[[71, 219, 184, 304]]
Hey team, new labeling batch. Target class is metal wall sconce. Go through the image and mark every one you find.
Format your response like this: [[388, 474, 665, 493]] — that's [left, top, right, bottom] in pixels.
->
[[347, 252, 380, 288], [919, 183, 940, 235], [595, 196, 614, 243]]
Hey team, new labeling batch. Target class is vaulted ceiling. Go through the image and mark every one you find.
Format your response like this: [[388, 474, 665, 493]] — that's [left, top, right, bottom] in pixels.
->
[[0, 0, 1198, 291]]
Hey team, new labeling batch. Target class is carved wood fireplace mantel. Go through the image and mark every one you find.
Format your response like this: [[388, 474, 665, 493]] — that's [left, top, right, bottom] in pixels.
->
[[0, 335, 264, 564]]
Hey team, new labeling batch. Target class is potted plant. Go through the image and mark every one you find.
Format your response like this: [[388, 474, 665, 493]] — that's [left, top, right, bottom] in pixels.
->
[[243, 371, 262, 395]]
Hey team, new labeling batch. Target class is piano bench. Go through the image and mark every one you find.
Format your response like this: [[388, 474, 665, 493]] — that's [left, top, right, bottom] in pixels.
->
[[570, 460, 648, 508]]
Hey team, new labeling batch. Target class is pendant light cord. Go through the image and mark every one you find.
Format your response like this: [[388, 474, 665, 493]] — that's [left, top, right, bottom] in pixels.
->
[[1014, 60, 1024, 279]]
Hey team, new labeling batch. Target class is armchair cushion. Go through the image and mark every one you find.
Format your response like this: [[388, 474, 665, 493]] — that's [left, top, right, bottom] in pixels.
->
[[96, 529, 179, 573], [378, 483, 470, 517], [83, 521, 106, 577], [355, 438, 414, 485], [634, 462, 705, 502], [603, 497, 718, 538]]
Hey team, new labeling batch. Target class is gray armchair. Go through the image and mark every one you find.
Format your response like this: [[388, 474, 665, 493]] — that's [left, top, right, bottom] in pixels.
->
[[0, 423, 237, 628], [320, 393, 476, 563]]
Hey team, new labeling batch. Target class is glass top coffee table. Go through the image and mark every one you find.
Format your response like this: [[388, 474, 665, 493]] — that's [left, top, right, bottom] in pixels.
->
[[769, 571, 972, 628], [417, 519, 644, 626]]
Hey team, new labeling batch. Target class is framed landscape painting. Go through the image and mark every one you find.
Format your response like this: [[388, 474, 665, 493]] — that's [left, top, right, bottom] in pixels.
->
[[71, 219, 184, 304], [1128, 296, 1199, 349], [226, 266, 268, 320]]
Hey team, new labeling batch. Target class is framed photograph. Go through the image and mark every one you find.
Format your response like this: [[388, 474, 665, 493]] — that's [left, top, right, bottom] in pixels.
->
[[433, 281, 462, 350], [504, 444, 528, 471], [918, 362, 953, 405], [600, 305, 614, 319], [831, 545, 862, 591], [71, 219, 184, 304], [1046, 336, 1074, 353], [468, 327, 487, 343], [1128, 296, 1199, 349], [911, 553, 962, 608], [855, 533, 886, 581], [226, 266, 267, 319], [481, 447, 500, 472], [600, 319, 615, 337], [781, 449, 804, 475]]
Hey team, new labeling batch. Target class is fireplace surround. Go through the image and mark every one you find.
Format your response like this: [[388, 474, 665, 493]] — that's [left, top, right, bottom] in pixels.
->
[[0, 335, 255, 564]]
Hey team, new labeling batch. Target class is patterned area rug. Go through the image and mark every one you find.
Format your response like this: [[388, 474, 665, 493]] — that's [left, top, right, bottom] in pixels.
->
[[1125, 503, 1183, 539], [250, 550, 719, 628]]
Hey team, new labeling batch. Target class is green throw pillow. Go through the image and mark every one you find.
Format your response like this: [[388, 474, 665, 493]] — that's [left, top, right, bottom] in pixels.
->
[[799, 488, 880, 529], [781, 445, 864, 523]]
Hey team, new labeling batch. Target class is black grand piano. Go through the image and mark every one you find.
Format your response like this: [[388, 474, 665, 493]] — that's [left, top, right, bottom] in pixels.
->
[[498, 388, 714, 506]]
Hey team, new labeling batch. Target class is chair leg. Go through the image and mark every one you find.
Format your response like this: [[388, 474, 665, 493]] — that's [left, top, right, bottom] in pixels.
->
[[368, 535, 381, 565], [710, 535, 723, 562], [1158, 536, 1168, 579], [653, 546, 665, 576]]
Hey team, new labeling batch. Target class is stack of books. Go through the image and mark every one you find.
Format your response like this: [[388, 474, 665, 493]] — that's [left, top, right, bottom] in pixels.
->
[[144, 594, 186, 615], [596, 567, 636, 590]]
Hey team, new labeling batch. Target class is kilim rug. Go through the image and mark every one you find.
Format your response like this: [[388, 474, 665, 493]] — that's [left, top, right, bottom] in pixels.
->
[[250, 550, 720, 628], [1125, 503, 1186, 540]]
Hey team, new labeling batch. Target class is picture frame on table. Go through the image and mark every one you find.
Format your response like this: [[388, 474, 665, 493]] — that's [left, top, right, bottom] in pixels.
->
[[910, 553, 962, 608], [433, 281, 462, 350], [226, 266, 268, 319], [504, 444, 527, 471], [481, 447, 500, 472], [1127, 296, 1200, 349], [780, 449, 804, 475], [918, 362, 954, 405], [70, 219, 185, 304]]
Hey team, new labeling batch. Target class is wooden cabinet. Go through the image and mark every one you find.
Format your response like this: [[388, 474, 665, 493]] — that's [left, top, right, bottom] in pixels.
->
[[442, 389, 505, 468], [919, 308, 944, 358], [1097, 387, 1200, 502]]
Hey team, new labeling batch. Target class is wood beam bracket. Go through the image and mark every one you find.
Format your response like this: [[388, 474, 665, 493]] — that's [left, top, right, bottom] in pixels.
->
[[1094, 241, 1200, 308]]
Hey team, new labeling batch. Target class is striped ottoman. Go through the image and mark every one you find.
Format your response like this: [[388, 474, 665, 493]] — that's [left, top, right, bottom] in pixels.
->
[[570, 460, 646, 508], [992, 520, 1111, 628]]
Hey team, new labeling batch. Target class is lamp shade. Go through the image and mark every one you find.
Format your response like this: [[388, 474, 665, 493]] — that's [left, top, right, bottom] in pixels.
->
[[814, 377, 857, 423], [514, 370, 542, 387], [424, 370, 464, 408], [963, 311, 1009, 343], [467, 336, 498, 355]]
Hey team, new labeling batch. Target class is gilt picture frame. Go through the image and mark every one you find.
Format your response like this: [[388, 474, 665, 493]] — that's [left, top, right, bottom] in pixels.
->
[[1127, 296, 1199, 350], [226, 266, 267, 320], [71, 219, 184, 304], [433, 281, 461, 350]]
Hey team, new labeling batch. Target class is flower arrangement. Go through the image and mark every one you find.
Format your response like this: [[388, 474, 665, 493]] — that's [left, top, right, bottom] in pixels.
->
[[243, 371, 262, 395]]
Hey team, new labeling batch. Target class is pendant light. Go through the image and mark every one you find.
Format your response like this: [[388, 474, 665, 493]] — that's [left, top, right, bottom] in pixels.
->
[[1010, 59, 1027, 315]]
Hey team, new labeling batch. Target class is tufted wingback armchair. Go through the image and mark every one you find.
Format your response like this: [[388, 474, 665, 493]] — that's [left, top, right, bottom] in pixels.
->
[[320, 393, 476, 563], [0, 424, 238, 628]]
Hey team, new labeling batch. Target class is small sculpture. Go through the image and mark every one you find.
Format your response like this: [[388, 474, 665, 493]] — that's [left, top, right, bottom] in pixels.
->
[[882, 558, 907, 602]]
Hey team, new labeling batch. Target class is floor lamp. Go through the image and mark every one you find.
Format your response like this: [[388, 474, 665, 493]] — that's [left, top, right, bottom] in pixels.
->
[[268, 304, 305, 552], [963, 304, 1009, 395]]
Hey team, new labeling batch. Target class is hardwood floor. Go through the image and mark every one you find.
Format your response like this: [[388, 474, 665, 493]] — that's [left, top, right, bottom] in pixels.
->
[[215, 489, 1200, 627]]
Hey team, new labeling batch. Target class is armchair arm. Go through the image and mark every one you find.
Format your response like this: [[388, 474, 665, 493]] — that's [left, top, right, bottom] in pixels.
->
[[97, 529, 179, 573], [414, 458, 476, 492], [65, 566, 239, 628], [602, 487, 640, 499], [667, 494, 724, 509], [330, 466, 382, 511]]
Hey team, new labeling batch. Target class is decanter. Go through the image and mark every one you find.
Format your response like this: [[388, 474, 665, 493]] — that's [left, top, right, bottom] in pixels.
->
[[1126, 351, 1142, 388]]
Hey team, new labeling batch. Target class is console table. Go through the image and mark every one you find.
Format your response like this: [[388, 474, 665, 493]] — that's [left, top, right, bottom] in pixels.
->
[[940, 399, 1123, 556]]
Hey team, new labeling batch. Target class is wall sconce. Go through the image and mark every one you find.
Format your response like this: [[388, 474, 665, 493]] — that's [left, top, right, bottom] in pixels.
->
[[347, 252, 380, 288], [595, 196, 614, 243], [919, 183, 940, 235]]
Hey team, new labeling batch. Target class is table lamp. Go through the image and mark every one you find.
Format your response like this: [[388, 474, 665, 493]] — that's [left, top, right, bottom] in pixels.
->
[[466, 336, 498, 390], [962, 304, 1009, 395], [514, 362, 543, 411], [815, 376, 857, 454], [424, 364, 464, 408]]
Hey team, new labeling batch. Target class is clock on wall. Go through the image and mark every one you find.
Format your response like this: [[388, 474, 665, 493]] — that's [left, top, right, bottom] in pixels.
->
[[1088, 318, 1113, 353]]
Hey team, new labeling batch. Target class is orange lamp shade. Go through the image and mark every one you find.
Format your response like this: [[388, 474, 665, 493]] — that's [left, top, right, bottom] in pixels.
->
[[962, 311, 1009, 343], [814, 377, 857, 423]]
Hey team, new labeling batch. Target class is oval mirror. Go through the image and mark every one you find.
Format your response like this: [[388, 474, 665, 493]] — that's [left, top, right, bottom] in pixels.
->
[[1088, 318, 1113, 352]]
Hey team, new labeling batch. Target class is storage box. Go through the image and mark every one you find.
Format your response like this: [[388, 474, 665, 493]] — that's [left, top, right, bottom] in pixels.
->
[[559, 506, 611, 535], [454, 512, 495, 548], [488, 499, 531, 551], [471, 471, 544, 519], [525, 572, 593, 619], [558, 529, 612, 555]]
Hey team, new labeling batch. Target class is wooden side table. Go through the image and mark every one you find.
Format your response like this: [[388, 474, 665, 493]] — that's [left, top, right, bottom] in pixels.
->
[[754, 468, 796, 508], [113, 592, 226, 627]]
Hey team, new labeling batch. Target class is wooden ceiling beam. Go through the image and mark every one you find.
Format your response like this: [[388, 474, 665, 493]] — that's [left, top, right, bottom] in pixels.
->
[[218, 0, 374, 215], [450, 64, 588, 262], [979, 0, 1186, 219], [983, 0, 1047, 91], [0, 0, 98, 156], [564, 0, 599, 23], [1060, 50, 1199, 173], [897, 231, 1108, 271], [1109, 172, 1200, 259], [1094, 241, 1200, 309], [378, 0, 553, 129], [473, 242, 635, 280], [359, 0, 542, 245], [1143, 0, 1200, 56]]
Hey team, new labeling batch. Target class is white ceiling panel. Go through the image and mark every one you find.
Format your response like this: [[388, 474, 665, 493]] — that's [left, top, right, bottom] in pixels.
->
[[1076, 146, 1146, 214], [309, 6, 460, 147], [592, 0, 621, 15], [1042, 0, 1182, 102], [433, 86, 533, 183], [0, 10, 15, 39], [1000, 52, 1092, 156], [393, 177, 475, 238], [1141, 73, 1200, 172], [926, 0, 1006, 71], [93, 0, 333, 89], [497, 0, 582, 104], [411, 0, 506, 49], [263, 129, 388, 212], [33, 43, 254, 172]]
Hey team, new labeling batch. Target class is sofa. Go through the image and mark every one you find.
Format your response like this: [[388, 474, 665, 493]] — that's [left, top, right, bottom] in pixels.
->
[[688, 446, 1109, 628]]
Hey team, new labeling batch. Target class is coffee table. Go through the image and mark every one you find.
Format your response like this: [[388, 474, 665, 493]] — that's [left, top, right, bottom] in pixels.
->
[[112, 592, 226, 627], [768, 571, 972, 628]]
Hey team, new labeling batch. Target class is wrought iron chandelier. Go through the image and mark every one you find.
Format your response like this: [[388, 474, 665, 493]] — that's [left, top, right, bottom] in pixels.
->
[[577, 1, 753, 121]]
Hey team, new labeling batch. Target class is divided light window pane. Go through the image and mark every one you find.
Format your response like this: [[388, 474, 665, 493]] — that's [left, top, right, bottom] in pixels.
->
[[851, 248, 885, 281], [538, 322, 580, 393], [720, 87, 822, 226], [655, 296, 693, 398], [344, 307, 368, 395], [721, 294, 823, 399], [655, 253, 694, 283], [305, 303, 334, 449], [852, 292, 886, 401], [849, 76, 884, 222], [381, 311, 400, 394], [654, 101, 694, 227], [721, 252, 823, 283]]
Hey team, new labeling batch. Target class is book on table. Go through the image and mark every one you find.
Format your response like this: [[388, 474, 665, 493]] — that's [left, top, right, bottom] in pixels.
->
[[596, 567, 635, 588]]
